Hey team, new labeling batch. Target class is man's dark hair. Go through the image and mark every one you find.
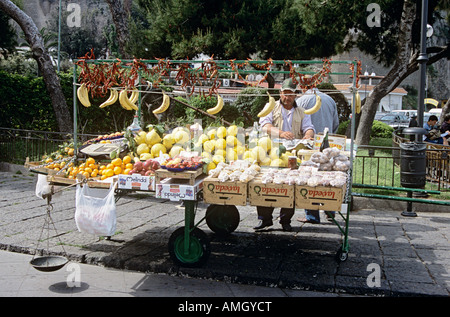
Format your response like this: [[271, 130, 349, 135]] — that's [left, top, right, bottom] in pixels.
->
[[429, 115, 438, 121], [444, 113, 450, 122]]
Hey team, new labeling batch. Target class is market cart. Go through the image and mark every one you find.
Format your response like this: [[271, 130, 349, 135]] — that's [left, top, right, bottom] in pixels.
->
[[32, 58, 361, 268]]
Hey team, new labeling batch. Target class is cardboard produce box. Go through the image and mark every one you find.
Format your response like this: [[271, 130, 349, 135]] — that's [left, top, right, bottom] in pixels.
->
[[118, 173, 155, 191], [203, 178, 247, 206], [248, 178, 294, 208], [313, 133, 347, 151], [155, 176, 204, 201], [295, 185, 345, 211]]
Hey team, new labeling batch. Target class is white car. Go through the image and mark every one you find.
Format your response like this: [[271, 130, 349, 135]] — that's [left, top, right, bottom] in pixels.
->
[[377, 114, 410, 129]]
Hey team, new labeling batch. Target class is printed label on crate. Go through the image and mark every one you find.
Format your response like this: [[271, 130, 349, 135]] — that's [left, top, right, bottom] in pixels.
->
[[313, 134, 346, 151], [297, 187, 339, 200], [206, 183, 242, 195], [253, 185, 289, 196], [118, 174, 155, 191], [155, 183, 201, 201]]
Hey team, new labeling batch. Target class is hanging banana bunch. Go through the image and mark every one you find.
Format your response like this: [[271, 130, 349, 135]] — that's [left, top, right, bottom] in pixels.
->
[[206, 94, 224, 115], [99, 89, 119, 108], [153, 92, 170, 114], [304, 93, 322, 115], [353, 91, 361, 114], [119, 89, 139, 111], [77, 83, 91, 107], [257, 92, 275, 117]]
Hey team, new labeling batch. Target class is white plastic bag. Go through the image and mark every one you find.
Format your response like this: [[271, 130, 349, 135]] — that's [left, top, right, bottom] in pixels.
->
[[75, 183, 117, 236], [35, 174, 52, 199]]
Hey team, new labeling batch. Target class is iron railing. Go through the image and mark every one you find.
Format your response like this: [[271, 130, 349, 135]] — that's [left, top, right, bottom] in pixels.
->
[[0, 128, 98, 164]]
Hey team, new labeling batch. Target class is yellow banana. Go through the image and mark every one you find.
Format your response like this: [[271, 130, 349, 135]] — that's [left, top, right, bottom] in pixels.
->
[[153, 92, 170, 114], [119, 89, 133, 110], [129, 88, 139, 104], [354, 91, 361, 114], [99, 88, 118, 108], [257, 92, 275, 117], [77, 83, 91, 107], [304, 94, 322, 115], [206, 95, 223, 115]]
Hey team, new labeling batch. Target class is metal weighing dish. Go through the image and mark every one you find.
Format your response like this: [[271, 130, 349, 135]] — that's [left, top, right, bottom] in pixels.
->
[[30, 255, 69, 272]]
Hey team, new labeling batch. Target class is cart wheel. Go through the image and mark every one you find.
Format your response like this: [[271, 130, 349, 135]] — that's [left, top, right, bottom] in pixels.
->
[[168, 227, 210, 267], [206, 204, 240, 236], [335, 248, 348, 262]]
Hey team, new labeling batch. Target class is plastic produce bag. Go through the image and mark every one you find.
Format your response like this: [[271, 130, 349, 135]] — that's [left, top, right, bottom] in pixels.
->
[[75, 183, 116, 236], [35, 174, 52, 199]]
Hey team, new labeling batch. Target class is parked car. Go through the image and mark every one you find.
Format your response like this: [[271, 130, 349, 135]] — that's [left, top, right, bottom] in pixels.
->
[[375, 112, 388, 120], [377, 114, 410, 129], [391, 109, 417, 118]]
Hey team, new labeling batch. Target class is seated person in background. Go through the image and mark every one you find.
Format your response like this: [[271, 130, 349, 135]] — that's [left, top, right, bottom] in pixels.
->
[[439, 113, 450, 146], [423, 115, 447, 144]]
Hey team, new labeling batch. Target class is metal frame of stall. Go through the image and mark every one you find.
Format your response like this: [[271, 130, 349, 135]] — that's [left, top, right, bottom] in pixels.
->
[[71, 58, 361, 265]]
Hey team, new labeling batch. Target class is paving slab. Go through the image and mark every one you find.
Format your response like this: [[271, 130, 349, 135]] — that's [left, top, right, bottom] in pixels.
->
[[0, 169, 449, 297]]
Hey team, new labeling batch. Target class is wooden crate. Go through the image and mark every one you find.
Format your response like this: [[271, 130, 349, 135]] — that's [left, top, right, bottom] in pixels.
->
[[25, 161, 58, 175], [295, 185, 345, 211], [248, 178, 294, 208], [155, 168, 203, 186], [203, 177, 247, 206]]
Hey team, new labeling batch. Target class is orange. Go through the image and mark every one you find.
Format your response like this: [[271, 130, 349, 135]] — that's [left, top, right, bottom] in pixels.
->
[[106, 163, 114, 170], [113, 166, 122, 175], [86, 157, 95, 166], [104, 169, 114, 177], [123, 156, 132, 165], [125, 163, 133, 170], [112, 158, 122, 166]]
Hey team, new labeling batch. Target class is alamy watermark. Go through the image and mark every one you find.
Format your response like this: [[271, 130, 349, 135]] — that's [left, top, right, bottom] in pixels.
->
[[366, 263, 381, 288], [66, 3, 81, 28], [366, 3, 381, 28], [66, 262, 81, 287]]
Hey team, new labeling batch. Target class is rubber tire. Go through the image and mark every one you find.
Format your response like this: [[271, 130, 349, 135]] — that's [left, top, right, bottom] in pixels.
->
[[168, 227, 210, 267], [335, 248, 348, 263], [205, 204, 240, 236]]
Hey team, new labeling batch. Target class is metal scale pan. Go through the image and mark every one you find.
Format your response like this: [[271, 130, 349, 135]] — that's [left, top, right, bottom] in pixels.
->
[[30, 256, 68, 272], [30, 193, 69, 273]]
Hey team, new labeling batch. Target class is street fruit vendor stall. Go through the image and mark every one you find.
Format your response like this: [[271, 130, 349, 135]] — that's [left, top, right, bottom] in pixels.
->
[[26, 58, 361, 269]]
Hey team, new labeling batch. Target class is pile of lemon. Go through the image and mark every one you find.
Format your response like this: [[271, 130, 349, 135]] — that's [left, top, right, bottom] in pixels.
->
[[194, 125, 296, 172]]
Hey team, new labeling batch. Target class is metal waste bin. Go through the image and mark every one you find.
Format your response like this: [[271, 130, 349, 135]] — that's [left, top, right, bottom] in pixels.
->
[[400, 142, 426, 188], [400, 128, 427, 189]]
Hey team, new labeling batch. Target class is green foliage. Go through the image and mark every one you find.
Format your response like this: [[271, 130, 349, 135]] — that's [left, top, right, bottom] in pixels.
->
[[0, 70, 57, 131], [371, 120, 394, 139], [232, 87, 269, 124], [337, 120, 394, 140]]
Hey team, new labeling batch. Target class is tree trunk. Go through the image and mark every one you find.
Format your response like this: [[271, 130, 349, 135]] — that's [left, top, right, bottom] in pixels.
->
[[105, 0, 130, 59], [0, 0, 72, 133], [355, 0, 417, 145]]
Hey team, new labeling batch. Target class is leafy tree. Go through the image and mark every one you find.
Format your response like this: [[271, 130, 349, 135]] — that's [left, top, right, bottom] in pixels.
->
[[0, 9, 17, 55], [0, 0, 72, 133]]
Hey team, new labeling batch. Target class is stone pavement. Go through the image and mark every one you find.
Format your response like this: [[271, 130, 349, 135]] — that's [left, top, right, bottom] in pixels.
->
[[0, 168, 449, 297]]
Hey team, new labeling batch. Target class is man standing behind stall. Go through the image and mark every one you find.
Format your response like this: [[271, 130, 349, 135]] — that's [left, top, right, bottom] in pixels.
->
[[296, 86, 339, 224], [296, 86, 339, 135], [254, 78, 315, 231]]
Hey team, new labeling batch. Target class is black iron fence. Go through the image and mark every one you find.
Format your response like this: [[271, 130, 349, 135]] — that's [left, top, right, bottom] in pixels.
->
[[1, 128, 448, 192], [0, 128, 98, 164]]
